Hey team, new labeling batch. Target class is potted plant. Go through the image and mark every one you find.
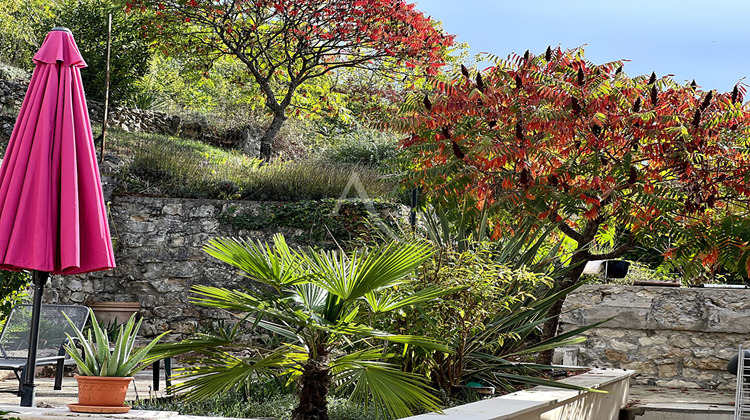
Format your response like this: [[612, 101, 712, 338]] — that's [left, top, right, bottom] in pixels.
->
[[86, 300, 142, 325], [63, 308, 168, 413]]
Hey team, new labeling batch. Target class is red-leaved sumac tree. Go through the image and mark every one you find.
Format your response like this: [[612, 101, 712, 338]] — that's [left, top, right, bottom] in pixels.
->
[[395, 47, 750, 362], [126, 0, 454, 160]]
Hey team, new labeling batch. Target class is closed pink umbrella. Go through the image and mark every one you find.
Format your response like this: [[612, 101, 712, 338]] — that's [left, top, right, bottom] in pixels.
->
[[0, 28, 115, 406]]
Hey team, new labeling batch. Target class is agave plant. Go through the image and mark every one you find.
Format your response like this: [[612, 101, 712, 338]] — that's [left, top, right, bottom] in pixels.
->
[[63, 309, 168, 377], [151, 234, 457, 420]]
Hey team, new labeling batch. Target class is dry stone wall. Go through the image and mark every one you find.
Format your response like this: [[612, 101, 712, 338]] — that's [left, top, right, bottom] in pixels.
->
[[560, 284, 750, 390], [1, 75, 182, 138], [45, 195, 396, 340]]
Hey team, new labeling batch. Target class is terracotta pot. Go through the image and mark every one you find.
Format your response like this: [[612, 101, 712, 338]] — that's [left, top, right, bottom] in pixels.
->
[[87, 301, 141, 325], [75, 375, 133, 407]]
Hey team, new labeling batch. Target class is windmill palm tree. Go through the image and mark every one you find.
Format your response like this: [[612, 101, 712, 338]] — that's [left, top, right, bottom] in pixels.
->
[[153, 234, 455, 420]]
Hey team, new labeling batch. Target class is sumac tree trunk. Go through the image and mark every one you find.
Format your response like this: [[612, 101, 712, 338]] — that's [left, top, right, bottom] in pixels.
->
[[258, 111, 287, 161], [536, 251, 589, 365]]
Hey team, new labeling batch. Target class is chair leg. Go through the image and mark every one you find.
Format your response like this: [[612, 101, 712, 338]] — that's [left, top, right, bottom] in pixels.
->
[[165, 357, 172, 389], [54, 360, 64, 390], [152, 360, 160, 391], [17, 366, 26, 395]]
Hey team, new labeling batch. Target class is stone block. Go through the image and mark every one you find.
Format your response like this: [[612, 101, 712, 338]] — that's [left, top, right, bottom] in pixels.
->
[[120, 233, 145, 247], [639, 335, 668, 346], [706, 305, 750, 334], [682, 368, 719, 382], [669, 334, 694, 349], [609, 339, 638, 352], [200, 219, 220, 232], [604, 348, 627, 362], [190, 205, 216, 218], [170, 236, 186, 247], [153, 306, 183, 318], [67, 279, 83, 292], [684, 357, 727, 371], [580, 307, 653, 329], [657, 363, 679, 378], [655, 379, 701, 389], [620, 360, 656, 375], [69, 292, 85, 303], [125, 220, 155, 233]]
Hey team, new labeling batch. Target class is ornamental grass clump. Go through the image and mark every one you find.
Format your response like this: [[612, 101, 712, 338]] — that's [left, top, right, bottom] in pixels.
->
[[63, 308, 168, 377]]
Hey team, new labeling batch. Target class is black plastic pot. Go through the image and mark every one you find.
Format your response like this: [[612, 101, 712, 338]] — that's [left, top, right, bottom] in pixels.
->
[[605, 260, 630, 279]]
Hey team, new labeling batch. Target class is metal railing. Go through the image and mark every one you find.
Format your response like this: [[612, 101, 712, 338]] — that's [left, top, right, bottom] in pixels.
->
[[735, 345, 750, 419]]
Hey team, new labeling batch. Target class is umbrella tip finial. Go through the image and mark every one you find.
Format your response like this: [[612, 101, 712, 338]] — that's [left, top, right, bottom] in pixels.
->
[[50, 27, 71, 33]]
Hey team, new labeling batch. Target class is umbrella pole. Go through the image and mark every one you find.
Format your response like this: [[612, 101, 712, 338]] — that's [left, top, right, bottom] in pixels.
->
[[20, 270, 48, 407]]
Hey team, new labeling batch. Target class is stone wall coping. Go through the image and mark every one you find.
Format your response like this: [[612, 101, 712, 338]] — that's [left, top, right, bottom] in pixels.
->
[[404, 368, 634, 419]]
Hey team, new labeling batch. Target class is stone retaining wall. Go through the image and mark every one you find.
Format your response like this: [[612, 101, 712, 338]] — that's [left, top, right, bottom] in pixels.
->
[[1, 75, 185, 138], [46, 195, 403, 340], [560, 284, 750, 390]]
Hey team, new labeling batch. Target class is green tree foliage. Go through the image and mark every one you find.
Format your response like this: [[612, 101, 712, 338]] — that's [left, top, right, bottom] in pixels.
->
[[0, 0, 52, 67], [0, 270, 30, 324], [127, 0, 454, 160], [34, 0, 150, 103]]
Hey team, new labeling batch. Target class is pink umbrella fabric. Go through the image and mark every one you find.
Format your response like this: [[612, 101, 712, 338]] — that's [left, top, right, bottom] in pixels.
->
[[0, 29, 115, 274]]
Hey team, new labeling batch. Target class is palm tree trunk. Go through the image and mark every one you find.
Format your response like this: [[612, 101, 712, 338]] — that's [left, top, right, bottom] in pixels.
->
[[292, 346, 331, 420]]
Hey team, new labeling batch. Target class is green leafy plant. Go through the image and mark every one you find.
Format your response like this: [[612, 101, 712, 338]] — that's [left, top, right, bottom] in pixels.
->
[[63, 309, 168, 377], [132, 383, 385, 420], [374, 203, 603, 394], [33, 0, 151, 103], [149, 234, 457, 420], [377, 246, 600, 395], [0, 270, 30, 326]]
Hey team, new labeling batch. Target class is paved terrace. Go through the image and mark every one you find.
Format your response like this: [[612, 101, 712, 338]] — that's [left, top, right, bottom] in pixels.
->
[[0, 370, 738, 419], [0, 369, 264, 420]]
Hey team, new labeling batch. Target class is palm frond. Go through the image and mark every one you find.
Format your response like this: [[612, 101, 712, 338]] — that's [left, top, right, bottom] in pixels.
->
[[305, 240, 433, 300], [332, 350, 443, 418], [364, 285, 464, 313], [204, 234, 308, 288]]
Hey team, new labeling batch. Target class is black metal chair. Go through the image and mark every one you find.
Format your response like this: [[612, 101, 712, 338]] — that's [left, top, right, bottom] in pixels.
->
[[0, 304, 89, 393]]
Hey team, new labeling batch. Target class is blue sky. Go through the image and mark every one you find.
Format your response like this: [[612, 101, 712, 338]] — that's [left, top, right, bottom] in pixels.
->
[[414, 0, 750, 92]]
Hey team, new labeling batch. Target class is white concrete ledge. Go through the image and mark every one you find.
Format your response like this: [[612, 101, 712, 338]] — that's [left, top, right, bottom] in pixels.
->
[[405, 368, 634, 420]]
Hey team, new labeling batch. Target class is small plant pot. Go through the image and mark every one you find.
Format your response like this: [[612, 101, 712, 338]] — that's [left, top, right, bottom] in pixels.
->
[[605, 260, 630, 279], [73, 375, 133, 410], [87, 301, 141, 325]]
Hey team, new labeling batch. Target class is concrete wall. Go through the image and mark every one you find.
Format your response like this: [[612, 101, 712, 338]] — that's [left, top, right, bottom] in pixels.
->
[[560, 284, 750, 390]]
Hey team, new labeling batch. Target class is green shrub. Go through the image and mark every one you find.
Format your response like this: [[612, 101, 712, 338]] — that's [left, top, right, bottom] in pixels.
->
[[0, 270, 30, 325], [132, 388, 385, 420], [219, 199, 401, 247], [319, 126, 402, 169], [33, 0, 151, 103], [375, 247, 553, 392], [0, 0, 48, 68]]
